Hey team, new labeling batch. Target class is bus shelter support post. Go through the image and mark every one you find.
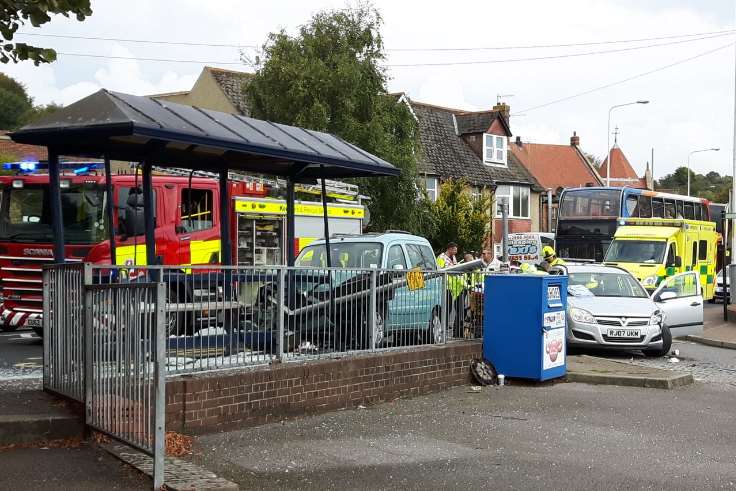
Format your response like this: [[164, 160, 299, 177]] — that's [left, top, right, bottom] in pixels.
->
[[286, 178, 296, 266], [103, 155, 116, 265], [142, 161, 158, 282], [219, 166, 232, 266], [48, 148, 65, 263]]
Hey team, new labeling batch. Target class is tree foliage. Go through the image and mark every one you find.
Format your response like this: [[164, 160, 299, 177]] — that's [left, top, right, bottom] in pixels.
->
[[656, 166, 731, 203], [0, 72, 31, 128], [0, 1, 92, 65], [245, 4, 427, 233], [428, 179, 492, 254], [0, 72, 62, 129], [582, 151, 602, 168]]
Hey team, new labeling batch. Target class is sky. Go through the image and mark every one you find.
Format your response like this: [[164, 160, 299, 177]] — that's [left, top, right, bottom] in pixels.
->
[[1, 0, 734, 180]]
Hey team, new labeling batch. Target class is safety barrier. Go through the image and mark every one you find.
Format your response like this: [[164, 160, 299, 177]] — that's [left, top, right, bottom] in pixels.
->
[[85, 281, 166, 488], [42, 263, 87, 402], [44, 265, 490, 381], [83, 265, 486, 374]]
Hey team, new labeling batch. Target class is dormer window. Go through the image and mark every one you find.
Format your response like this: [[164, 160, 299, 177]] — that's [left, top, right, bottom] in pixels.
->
[[483, 134, 507, 167]]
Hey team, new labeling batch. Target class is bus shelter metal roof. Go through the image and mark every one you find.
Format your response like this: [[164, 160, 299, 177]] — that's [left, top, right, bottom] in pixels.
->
[[10, 90, 399, 266], [10, 89, 399, 179]]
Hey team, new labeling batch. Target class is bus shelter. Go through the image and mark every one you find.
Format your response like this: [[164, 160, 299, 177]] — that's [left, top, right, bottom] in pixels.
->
[[9, 89, 399, 267]]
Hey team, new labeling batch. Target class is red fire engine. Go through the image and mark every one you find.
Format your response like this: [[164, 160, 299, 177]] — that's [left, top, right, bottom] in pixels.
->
[[0, 166, 365, 333]]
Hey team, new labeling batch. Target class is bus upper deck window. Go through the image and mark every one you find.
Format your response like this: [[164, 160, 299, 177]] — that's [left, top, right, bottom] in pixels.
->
[[676, 200, 684, 219], [638, 196, 652, 218], [683, 202, 694, 219], [625, 195, 638, 217], [693, 204, 701, 221], [664, 199, 676, 219], [652, 198, 664, 218]]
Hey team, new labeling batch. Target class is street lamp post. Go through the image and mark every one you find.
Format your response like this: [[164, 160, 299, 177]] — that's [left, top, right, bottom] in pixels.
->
[[686, 148, 719, 196], [606, 100, 649, 186]]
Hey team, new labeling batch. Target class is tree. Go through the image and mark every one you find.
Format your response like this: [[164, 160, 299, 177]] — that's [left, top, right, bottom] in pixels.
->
[[0, 1, 92, 65], [0, 72, 31, 129], [429, 179, 491, 254], [24, 101, 62, 123], [245, 4, 428, 234], [655, 166, 732, 202], [0, 72, 62, 129]]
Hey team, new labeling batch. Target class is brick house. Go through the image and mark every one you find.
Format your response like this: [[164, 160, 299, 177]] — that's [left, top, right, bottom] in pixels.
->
[[404, 96, 542, 244], [509, 132, 603, 232], [0, 131, 48, 163]]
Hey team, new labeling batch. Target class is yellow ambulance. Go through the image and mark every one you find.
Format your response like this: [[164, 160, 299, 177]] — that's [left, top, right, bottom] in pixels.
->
[[603, 218, 717, 300]]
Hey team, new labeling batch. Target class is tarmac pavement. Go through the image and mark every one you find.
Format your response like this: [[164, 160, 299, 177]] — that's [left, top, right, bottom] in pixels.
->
[[0, 443, 148, 490], [194, 381, 736, 490]]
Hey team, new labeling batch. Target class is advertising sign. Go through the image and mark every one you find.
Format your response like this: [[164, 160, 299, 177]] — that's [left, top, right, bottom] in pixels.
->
[[506, 233, 541, 263], [542, 328, 565, 370]]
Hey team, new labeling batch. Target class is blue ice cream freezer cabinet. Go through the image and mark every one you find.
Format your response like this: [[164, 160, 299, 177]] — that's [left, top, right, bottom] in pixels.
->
[[483, 274, 568, 381]]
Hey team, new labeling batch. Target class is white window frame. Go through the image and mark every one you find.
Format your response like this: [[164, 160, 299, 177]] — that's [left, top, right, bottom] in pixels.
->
[[421, 176, 438, 202], [483, 133, 508, 167], [494, 184, 530, 219], [470, 186, 482, 201]]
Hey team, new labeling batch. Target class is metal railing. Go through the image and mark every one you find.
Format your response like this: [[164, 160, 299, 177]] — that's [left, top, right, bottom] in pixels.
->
[[43, 263, 87, 401], [43, 264, 492, 382], [82, 265, 487, 374], [85, 281, 166, 489]]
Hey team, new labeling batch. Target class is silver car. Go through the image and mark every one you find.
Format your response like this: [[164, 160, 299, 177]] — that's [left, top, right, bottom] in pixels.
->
[[564, 264, 704, 356]]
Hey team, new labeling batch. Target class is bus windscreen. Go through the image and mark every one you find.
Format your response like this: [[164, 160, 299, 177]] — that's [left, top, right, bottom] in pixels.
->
[[559, 189, 620, 218]]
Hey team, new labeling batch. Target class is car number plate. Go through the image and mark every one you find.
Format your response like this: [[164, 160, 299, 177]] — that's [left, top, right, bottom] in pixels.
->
[[26, 318, 42, 328], [607, 328, 640, 338]]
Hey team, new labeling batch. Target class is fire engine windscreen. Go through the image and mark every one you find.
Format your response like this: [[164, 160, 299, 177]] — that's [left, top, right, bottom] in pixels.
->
[[296, 242, 384, 269], [0, 183, 107, 244]]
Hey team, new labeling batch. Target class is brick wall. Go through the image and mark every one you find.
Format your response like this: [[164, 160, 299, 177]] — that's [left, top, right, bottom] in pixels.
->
[[166, 341, 482, 433]]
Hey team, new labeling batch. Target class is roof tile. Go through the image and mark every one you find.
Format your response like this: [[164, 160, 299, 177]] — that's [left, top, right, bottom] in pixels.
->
[[207, 67, 253, 116], [410, 101, 537, 188], [509, 141, 601, 191]]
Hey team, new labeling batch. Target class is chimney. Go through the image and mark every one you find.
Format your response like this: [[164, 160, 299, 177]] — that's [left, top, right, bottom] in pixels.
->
[[515, 135, 522, 146], [570, 131, 580, 146], [492, 102, 510, 119]]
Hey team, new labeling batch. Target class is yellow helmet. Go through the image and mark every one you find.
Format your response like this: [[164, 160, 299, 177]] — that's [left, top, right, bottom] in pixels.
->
[[520, 263, 534, 273], [542, 246, 556, 259]]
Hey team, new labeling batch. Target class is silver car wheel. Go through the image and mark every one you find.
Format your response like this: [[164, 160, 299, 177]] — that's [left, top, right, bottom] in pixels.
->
[[431, 311, 444, 344], [374, 311, 385, 346]]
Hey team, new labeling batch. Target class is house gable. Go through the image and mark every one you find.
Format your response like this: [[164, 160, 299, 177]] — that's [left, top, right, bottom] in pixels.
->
[[151, 66, 253, 116]]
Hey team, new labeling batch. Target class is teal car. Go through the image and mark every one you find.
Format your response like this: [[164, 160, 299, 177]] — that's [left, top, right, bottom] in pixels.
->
[[295, 232, 445, 345]]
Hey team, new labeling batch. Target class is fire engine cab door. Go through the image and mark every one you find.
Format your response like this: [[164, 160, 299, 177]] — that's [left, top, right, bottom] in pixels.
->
[[178, 187, 217, 266]]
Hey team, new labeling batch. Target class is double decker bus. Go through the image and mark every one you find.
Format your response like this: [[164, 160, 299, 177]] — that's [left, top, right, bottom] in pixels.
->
[[556, 187, 711, 261]]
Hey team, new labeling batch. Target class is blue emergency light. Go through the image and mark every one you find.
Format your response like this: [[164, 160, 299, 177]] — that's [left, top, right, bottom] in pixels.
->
[[3, 161, 39, 172], [1, 160, 101, 174]]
